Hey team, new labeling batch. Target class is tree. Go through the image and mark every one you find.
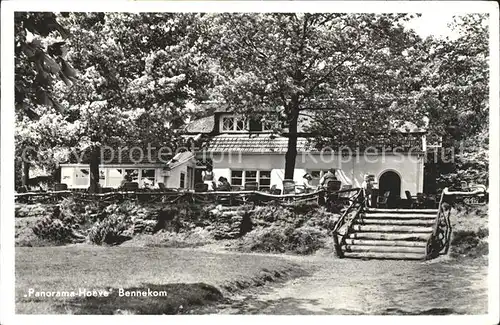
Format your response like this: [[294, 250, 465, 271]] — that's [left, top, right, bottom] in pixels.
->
[[35, 13, 212, 192], [204, 13, 425, 179], [14, 12, 77, 187], [417, 14, 489, 187]]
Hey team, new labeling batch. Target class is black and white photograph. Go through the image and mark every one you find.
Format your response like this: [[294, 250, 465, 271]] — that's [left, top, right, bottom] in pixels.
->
[[1, 0, 499, 322]]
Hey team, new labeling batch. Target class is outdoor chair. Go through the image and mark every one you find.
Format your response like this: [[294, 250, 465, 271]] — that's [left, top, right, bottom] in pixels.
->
[[231, 185, 242, 191], [405, 190, 416, 208], [158, 182, 167, 191], [415, 193, 425, 208], [194, 183, 209, 192], [377, 191, 390, 208], [326, 180, 342, 192], [54, 183, 68, 191], [122, 182, 139, 191], [244, 181, 259, 191]]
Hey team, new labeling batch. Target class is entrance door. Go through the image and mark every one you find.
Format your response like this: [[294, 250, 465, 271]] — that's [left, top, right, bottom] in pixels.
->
[[378, 171, 401, 201]]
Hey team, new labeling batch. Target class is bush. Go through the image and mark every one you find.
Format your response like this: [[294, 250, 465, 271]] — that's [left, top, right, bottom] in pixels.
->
[[449, 204, 489, 258], [239, 224, 327, 255], [287, 226, 326, 255], [31, 198, 86, 244], [241, 226, 289, 253], [88, 214, 133, 245], [32, 216, 75, 244]]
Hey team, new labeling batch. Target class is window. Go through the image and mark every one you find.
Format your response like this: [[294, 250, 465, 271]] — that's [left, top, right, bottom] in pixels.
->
[[222, 117, 235, 131], [248, 118, 276, 132], [107, 168, 123, 187], [249, 118, 263, 132], [180, 172, 186, 188], [186, 167, 193, 189], [124, 169, 139, 182], [245, 170, 257, 183], [141, 169, 155, 187], [259, 171, 271, 187], [221, 115, 247, 132], [75, 168, 90, 186], [99, 169, 106, 182], [262, 121, 275, 131], [236, 118, 246, 131], [231, 170, 271, 187], [231, 170, 243, 186]]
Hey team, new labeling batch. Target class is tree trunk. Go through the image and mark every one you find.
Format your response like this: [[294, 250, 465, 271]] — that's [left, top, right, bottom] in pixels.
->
[[89, 146, 100, 193], [284, 100, 299, 180], [22, 161, 30, 187]]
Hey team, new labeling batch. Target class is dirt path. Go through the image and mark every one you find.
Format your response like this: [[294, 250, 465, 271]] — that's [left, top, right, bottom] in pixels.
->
[[205, 254, 488, 315]]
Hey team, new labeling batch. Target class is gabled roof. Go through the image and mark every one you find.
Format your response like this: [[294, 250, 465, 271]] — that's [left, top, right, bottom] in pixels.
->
[[166, 151, 195, 169], [184, 115, 215, 134]]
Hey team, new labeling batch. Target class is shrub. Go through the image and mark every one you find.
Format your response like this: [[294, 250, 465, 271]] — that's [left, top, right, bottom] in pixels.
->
[[32, 216, 75, 244], [287, 226, 326, 255], [87, 214, 132, 245], [239, 224, 327, 255], [31, 198, 86, 244], [241, 226, 289, 253]]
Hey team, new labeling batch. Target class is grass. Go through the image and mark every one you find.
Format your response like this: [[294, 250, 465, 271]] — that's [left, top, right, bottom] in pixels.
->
[[15, 246, 305, 314], [448, 204, 488, 258]]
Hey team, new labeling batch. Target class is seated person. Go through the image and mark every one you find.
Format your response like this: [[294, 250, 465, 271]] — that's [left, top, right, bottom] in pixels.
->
[[216, 176, 231, 191], [202, 167, 216, 191], [319, 168, 338, 189], [119, 174, 133, 188], [302, 173, 316, 192]]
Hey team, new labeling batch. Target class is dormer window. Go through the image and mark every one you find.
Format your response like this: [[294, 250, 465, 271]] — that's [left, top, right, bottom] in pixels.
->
[[221, 116, 247, 132], [220, 114, 275, 133]]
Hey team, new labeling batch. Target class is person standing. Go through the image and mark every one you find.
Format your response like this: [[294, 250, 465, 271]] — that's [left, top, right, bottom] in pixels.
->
[[362, 174, 376, 207]]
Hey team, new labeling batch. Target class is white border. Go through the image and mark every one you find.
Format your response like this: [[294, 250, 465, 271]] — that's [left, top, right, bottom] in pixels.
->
[[1, 1, 499, 325]]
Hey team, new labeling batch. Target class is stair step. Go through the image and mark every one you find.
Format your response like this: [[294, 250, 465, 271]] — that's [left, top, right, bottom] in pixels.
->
[[364, 213, 436, 219], [354, 218, 435, 226], [342, 244, 425, 254], [347, 232, 430, 241], [351, 225, 433, 233], [366, 208, 438, 214], [344, 239, 427, 247], [343, 251, 425, 260]]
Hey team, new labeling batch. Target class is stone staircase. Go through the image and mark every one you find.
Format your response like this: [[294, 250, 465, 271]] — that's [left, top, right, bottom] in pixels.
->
[[342, 208, 438, 260]]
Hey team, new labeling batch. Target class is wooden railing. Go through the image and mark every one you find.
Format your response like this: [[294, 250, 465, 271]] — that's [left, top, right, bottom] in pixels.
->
[[332, 189, 365, 258], [425, 186, 488, 259]]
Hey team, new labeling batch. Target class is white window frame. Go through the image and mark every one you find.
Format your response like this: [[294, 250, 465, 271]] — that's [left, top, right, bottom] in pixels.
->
[[231, 170, 272, 187], [141, 169, 156, 187], [220, 115, 248, 132], [180, 172, 186, 188], [220, 114, 275, 133], [74, 167, 90, 188]]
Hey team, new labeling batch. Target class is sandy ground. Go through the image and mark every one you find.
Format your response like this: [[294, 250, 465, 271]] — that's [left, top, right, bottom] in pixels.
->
[[198, 254, 489, 315]]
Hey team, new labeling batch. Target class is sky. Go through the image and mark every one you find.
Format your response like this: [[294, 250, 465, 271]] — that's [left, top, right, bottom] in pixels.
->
[[405, 12, 460, 40]]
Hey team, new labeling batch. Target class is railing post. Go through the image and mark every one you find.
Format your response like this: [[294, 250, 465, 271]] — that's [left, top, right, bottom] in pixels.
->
[[333, 232, 344, 258]]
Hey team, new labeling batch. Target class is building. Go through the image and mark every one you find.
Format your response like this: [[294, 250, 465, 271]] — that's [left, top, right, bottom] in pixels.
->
[[184, 106, 427, 198], [60, 105, 427, 198], [59, 149, 196, 190]]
